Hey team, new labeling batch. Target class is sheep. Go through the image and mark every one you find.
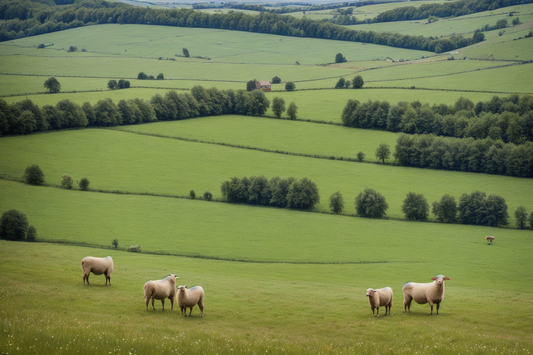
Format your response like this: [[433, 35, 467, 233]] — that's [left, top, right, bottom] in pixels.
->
[[81, 256, 114, 285], [177, 285, 204, 317], [403, 274, 450, 315], [366, 287, 393, 317], [144, 274, 178, 311], [485, 236, 495, 244], [128, 245, 140, 252]]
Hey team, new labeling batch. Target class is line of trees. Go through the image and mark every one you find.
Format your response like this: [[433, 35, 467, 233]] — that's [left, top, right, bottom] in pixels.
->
[[221, 176, 320, 210], [0, 85, 270, 136], [0, 0, 484, 53], [372, 0, 532, 23]]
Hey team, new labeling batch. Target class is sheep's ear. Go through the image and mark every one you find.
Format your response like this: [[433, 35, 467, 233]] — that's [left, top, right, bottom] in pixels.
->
[[444, 277, 450, 280], [431, 277, 437, 280]]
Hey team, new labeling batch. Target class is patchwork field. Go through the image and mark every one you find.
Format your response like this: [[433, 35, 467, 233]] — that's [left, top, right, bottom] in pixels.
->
[[1, 1, 533, 354]]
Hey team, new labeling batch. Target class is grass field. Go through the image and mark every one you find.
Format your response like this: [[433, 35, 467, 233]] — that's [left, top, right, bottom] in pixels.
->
[[1, 2, 533, 354]]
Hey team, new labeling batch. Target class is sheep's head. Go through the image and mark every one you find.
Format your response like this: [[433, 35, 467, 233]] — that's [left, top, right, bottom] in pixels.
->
[[178, 285, 187, 292], [366, 288, 375, 297], [431, 275, 450, 285]]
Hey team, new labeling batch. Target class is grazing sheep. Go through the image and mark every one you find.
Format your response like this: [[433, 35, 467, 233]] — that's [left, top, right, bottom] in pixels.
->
[[403, 274, 450, 315], [128, 245, 140, 252], [144, 274, 178, 311], [177, 285, 204, 317], [366, 287, 393, 317], [485, 236, 495, 244], [81, 256, 114, 285]]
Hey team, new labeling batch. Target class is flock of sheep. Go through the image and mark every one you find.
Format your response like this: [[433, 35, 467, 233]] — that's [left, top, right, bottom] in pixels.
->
[[81, 256, 204, 317], [82, 256, 451, 318]]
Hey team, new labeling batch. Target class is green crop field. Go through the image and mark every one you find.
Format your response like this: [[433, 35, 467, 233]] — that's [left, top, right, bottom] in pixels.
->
[[1, 1, 533, 353]]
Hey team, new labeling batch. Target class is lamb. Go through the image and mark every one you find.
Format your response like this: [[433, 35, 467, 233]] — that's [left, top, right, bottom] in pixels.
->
[[403, 274, 450, 315], [177, 285, 204, 317], [81, 256, 114, 285], [143, 274, 178, 311], [128, 245, 140, 252], [485, 236, 495, 244], [366, 287, 393, 317]]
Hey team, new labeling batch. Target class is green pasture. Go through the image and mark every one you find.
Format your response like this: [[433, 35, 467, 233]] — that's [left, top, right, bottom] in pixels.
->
[[460, 36, 533, 61], [0, 128, 531, 225], [368, 62, 533, 93]]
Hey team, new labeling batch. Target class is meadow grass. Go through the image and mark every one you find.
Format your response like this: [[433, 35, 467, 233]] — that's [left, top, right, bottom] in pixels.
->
[[0, 128, 531, 224]]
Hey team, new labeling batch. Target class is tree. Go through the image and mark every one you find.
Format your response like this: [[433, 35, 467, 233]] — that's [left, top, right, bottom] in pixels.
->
[[124, 80, 131, 88], [271, 97, 286, 118], [329, 191, 344, 214], [344, 80, 351, 88], [61, 174, 73, 189], [67, 45, 78, 52], [79, 177, 90, 191], [285, 82, 296, 91], [0, 209, 29, 241], [112, 239, 119, 249], [529, 211, 533, 229], [355, 188, 388, 218], [286, 177, 320, 210], [246, 80, 256, 92], [182, 48, 190, 57], [24, 164, 44, 185], [515, 206, 527, 229], [353, 75, 364, 89], [335, 52, 347, 63], [27, 225, 37, 242], [137, 72, 148, 80], [157, 73, 164, 80], [272, 76, 281, 84], [335, 78, 346, 89], [44, 77, 61, 93], [375, 143, 391, 164], [356, 151, 365, 162], [190, 190, 196, 199], [203, 191, 213, 201], [402, 192, 429, 221], [287, 101, 298, 120], [431, 194, 457, 223], [107, 79, 117, 90]]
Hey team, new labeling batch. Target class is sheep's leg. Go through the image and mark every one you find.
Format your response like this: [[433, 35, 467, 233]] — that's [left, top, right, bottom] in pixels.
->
[[429, 301, 434, 315], [169, 296, 173, 310], [199, 303, 204, 317], [161, 299, 165, 310], [189, 306, 194, 317], [376, 307, 379, 317], [436, 303, 440, 315], [152, 297, 155, 311]]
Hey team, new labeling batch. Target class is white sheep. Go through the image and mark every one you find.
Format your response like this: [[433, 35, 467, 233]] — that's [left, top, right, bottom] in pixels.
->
[[144, 274, 178, 311], [81, 256, 114, 285], [128, 245, 140, 252], [366, 287, 393, 317], [485, 236, 495, 244], [403, 274, 450, 315], [177, 285, 204, 317]]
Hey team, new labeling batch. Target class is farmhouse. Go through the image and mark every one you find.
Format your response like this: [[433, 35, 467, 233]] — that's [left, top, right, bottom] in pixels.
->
[[255, 80, 271, 92]]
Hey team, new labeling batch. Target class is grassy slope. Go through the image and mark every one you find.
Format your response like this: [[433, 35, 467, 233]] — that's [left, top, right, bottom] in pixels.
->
[[1, 128, 532, 224]]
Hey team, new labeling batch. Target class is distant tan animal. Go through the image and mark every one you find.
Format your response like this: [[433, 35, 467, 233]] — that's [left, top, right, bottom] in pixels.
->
[[177, 285, 204, 317], [81, 256, 114, 285], [366, 287, 393, 317], [144, 274, 178, 311], [128, 245, 140, 252], [403, 274, 450, 315], [485, 236, 495, 244]]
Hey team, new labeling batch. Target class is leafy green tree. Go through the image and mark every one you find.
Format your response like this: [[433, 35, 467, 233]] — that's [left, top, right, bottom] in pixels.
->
[[94, 98, 121, 126], [286, 177, 320, 210], [244, 90, 270, 116], [287, 101, 298, 120], [271, 97, 286, 118], [269, 177, 295, 208], [0, 209, 29, 241], [182, 48, 190, 57], [56, 99, 88, 128], [402, 192, 429, 221], [285, 82, 295, 91], [335, 52, 347, 63], [112, 239, 119, 248], [107, 79, 117, 90], [79, 178, 90, 191], [344, 80, 351, 88], [124, 80, 131, 88], [157, 73, 164, 80], [27, 225, 37, 242], [246, 79, 257, 92], [44, 77, 61, 93], [203, 191, 213, 201], [137, 72, 148, 80], [61, 174, 73, 189], [335, 78, 345, 89], [190, 190, 196, 199], [529, 211, 533, 229], [375, 143, 391, 164], [355, 188, 388, 218], [329, 191, 344, 214], [68, 45, 78, 52], [272, 76, 281, 84], [352, 75, 364, 89], [431, 194, 457, 223], [515, 206, 527, 229], [356, 151, 365, 162], [248, 175, 271, 205], [458, 191, 509, 227], [24, 164, 44, 185]]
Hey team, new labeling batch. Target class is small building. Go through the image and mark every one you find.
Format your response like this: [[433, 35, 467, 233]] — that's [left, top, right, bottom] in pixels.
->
[[255, 81, 271, 92]]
